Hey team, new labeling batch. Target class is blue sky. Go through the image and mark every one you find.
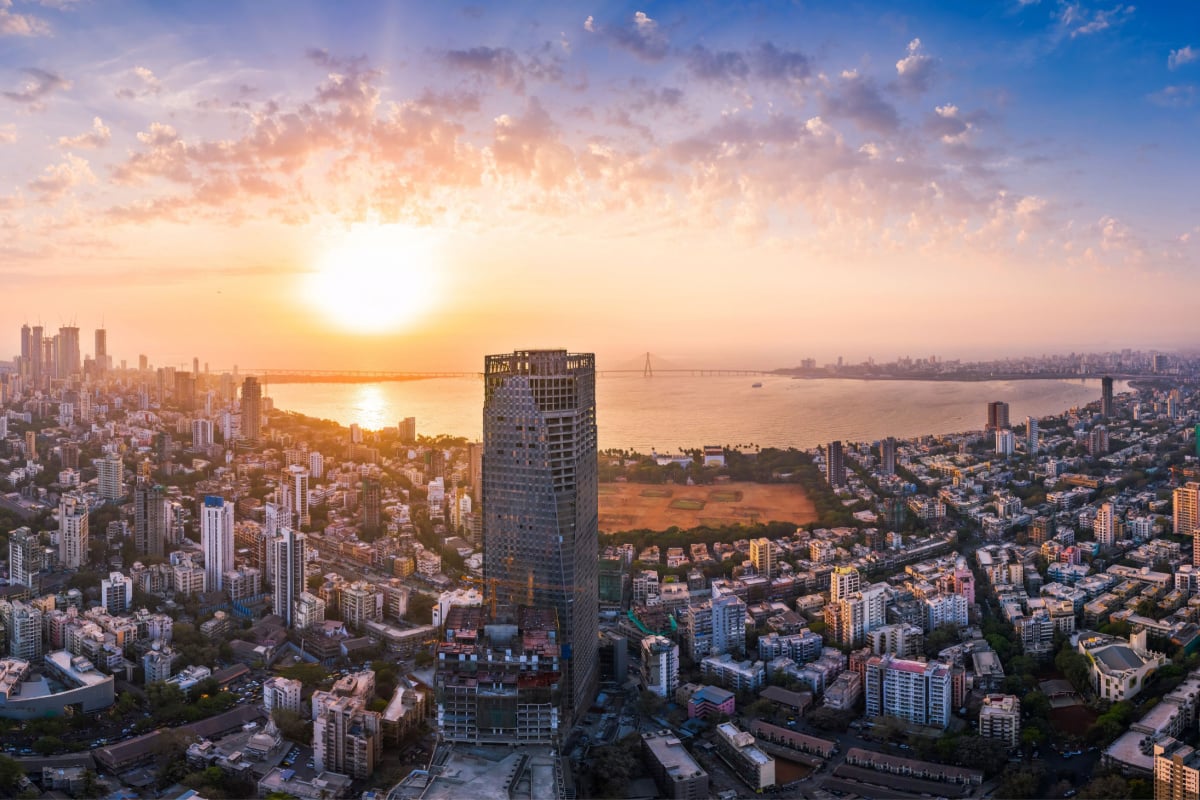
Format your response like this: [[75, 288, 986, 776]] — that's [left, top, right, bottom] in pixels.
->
[[1, 0, 1197, 368]]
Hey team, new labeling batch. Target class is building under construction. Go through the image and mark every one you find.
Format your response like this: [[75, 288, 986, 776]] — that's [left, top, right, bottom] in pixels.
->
[[434, 605, 563, 745]]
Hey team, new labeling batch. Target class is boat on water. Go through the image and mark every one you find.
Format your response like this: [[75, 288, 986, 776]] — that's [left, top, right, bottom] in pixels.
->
[[752, 382, 763, 388]]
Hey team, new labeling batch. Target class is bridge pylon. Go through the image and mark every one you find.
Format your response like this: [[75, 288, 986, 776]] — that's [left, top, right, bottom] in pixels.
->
[[643, 352, 653, 378]]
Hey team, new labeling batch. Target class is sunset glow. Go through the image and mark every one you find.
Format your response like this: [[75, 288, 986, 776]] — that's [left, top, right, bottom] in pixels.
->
[[0, 2, 1197, 368], [303, 223, 443, 334]]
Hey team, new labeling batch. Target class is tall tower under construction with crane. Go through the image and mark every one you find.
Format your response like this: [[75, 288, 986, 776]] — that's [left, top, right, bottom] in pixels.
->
[[482, 349, 599, 721]]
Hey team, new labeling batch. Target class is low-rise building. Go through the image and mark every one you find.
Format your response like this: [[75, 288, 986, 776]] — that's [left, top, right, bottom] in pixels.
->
[[641, 730, 709, 800], [686, 685, 735, 720], [714, 722, 775, 792], [1077, 629, 1166, 702]]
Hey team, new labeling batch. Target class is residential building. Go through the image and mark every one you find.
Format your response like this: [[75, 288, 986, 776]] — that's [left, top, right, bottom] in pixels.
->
[[701, 654, 766, 692], [864, 654, 953, 729], [642, 730, 709, 800], [714, 722, 776, 792], [1095, 502, 1117, 549], [311, 672, 382, 779], [978, 694, 1021, 749], [264, 677, 303, 716], [8, 527, 36, 589], [679, 594, 747, 661], [642, 635, 680, 698], [1154, 739, 1200, 800], [987, 401, 1010, 431], [96, 453, 123, 500], [686, 685, 735, 720], [58, 494, 88, 570], [241, 377, 262, 442], [1177, 483, 1200, 536], [200, 496, 234, 591], [100, 572, 132, 616], [749, 538, 775, 580], [271, 528, 306, 628]]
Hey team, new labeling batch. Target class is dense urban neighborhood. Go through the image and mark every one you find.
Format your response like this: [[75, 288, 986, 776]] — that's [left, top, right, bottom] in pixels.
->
[[0, 341, 1199, 800]]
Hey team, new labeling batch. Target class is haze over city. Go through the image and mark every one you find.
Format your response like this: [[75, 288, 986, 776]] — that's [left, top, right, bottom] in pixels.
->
[[2, 1, 1198, 369]]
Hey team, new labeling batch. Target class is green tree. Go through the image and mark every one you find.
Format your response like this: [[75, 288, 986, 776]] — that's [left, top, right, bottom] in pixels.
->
[[0, 754, 24, 794]]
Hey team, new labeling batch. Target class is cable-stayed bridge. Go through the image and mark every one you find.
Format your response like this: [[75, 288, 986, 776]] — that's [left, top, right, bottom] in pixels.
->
[[214, 354, 772, 382]]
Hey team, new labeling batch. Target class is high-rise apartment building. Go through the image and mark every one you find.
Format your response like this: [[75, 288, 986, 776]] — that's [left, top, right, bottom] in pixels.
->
[[830, 566, 862, 602], [826, 440, 846, 488], [1026, 416, 1039, 456], [284, 465, 310, 528], [135, 480, 172, 557], [1175, 483, 1200, 537], [6, 601, 43, 662], [241, 377, 262, 442], [1101, 376, 1114, 418], [361, 477, 382, 534], [987, 401, 1010, 431], [399, 417, 416, 445], [1154, 739, 1200, 800], [192, 419, 213, 448], [201, 496, 234, 591], [263, 677, 303, 716], [272, 528, 307, 627], [467, 441, 483, 504], [96, 452, 123, 500], [749, 537, 775, 579], [864, 654, 952, 729], [641, 635, 680, 698], [995, 429, 1015, 456], [1094, 502, 1117, 549], [827, 583, 888, 648], [101, 571, 133, 615], [879, 437, 896, 476], [482, 349, 599, 719], [8, 527, 37, 589], [312, 673, 383, 779], [679, 594, 747, 661], [59, 493, 89, 569]]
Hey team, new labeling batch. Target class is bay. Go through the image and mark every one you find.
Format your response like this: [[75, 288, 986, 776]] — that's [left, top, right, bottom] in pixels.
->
[[264, 375, 1123, 453]]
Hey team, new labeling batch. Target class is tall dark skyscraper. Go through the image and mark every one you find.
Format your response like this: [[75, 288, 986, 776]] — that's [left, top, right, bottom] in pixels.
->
[[361, 477, 382, 534], [987, 400, 1010, 431], [826, 440, 846, 487], [94, 328, 107, 372], [879, 436, 896, 476], [241, 376, 262, 442], [482, 349, 599, 719], [58, 326, 80, 379], [1101, 376, 1114, 418]]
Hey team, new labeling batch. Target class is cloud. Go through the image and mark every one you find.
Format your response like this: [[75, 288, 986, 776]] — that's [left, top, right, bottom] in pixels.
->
[[1169, 46, 1199, 70], [58, 116, 111, 149], [820, 71, 899, 134], [28, 153, 96, 202], [895, 38, 937, 94], [686, 46, 749, 82], [686, 42, 811, 84], [1059, 4, 1133, 38], [1148, 84, 1197, 108], [584, 10, 669, 62], [0, 0, 50, 37], [3, 67, 71, 111], [0, 123, 15, 144], [442, 46, 562, 93], [116, 65, 162, 99]]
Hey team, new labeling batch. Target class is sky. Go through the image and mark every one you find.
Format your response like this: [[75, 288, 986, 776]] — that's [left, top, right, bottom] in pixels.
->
[[1, 0, 1198, 371]]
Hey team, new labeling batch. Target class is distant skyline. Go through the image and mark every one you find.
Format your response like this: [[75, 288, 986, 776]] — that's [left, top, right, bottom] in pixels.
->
[[2, 1, 1198, 369]]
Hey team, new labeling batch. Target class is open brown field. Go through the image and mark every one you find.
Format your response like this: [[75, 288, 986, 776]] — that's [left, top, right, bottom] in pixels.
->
[[598, 481, 818, 533]]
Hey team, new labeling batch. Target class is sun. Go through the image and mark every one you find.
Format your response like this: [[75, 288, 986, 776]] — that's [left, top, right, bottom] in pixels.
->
[[303, 223, 442, 334]]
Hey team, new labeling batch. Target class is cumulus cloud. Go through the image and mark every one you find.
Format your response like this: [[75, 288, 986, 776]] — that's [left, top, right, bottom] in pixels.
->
[[584, 10, 669, 62], [1148, 84, 1197, 108], [3, 67, 71, 111], [895, 38, 936, 94], [925, 103, 981, 145], [820, 70, 899, 134], [0, 0, 50, 37], [58, 116, 111, 149], [1169, 46, 1199, 70], [1059, 3, 1133, 38], [116, 66, 162, 99], [28, 153, 96, 201]]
